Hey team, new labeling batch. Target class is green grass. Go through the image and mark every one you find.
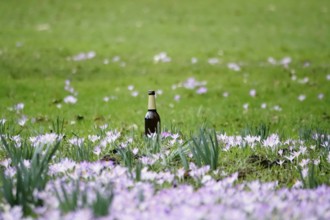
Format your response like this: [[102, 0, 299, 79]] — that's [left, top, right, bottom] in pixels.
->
[[0, 0, 329, 134], [0, 5, 329, 203], [0, 135, 61, 216]]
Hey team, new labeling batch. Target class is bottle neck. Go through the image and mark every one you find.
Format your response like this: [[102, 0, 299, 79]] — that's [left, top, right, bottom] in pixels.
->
[[148, 95, 157, 110]]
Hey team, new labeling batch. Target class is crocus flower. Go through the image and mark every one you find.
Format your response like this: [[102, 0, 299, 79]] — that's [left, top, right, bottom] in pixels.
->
[[64, 95, 77, 104], [196, 87, 207, 94]]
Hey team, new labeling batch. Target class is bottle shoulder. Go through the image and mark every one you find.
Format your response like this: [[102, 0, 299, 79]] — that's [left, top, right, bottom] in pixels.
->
[[145, 110, 160, 119]]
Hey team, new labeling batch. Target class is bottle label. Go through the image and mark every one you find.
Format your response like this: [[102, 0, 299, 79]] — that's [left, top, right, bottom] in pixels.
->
[[148, 95, 156, 110]]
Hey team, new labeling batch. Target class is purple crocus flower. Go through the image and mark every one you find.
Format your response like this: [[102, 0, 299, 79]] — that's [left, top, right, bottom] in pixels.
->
[[196, 87, 207, 94]]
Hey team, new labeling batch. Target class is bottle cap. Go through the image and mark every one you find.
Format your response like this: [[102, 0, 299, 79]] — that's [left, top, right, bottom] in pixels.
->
[[148, 90, 155, 95]]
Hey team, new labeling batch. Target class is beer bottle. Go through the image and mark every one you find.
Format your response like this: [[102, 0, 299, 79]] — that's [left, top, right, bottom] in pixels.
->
[[145, 90, 161, 135]]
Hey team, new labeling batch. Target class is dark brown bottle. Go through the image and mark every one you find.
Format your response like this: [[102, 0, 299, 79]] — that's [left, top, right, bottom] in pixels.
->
[[145, 90, 161, 135]]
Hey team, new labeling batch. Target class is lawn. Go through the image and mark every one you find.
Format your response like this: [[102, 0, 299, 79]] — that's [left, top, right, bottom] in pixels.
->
[[0, 0, 330, 219]]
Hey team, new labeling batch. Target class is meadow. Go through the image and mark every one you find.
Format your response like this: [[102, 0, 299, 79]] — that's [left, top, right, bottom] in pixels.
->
[[0, 0, 330, 219]]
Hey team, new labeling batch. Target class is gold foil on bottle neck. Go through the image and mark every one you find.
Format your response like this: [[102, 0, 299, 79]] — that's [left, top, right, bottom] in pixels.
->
[[148, 95, 156, 110]]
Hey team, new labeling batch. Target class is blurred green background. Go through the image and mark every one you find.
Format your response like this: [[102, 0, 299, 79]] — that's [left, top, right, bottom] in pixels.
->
[[0, 0, 329, 136]]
